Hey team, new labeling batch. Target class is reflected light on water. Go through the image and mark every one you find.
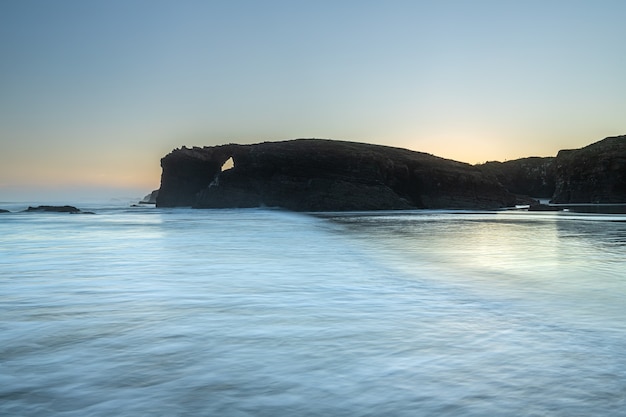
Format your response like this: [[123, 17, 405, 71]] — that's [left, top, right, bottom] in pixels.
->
[[1, 207, 626, 416]]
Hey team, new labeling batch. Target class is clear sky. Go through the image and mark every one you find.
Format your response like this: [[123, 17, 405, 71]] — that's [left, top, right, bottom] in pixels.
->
[[1, 0, 625, 200]]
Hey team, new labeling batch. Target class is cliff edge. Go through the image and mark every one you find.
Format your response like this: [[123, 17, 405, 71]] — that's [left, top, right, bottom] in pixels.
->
[[477, 157, 555, 199], [551, 135, 626, 204], [477, 135, 626, 205]]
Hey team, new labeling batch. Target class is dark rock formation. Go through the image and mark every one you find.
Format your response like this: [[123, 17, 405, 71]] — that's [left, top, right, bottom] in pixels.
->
[[477, 157, 555, 198], [0, 209, 10, 213], [158, 145, 232, 207], [551, 135, 626, 204], [528, 204, 561, 212], [475, 135, 626, 206], [24, 205, 93, 214], [157, 139, 516, 211], [25, 205, 81, 213], [157, 136, 626, 211]]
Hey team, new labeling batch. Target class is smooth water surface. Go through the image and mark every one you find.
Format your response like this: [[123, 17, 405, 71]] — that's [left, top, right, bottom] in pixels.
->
[[1, 204, 625, 416]]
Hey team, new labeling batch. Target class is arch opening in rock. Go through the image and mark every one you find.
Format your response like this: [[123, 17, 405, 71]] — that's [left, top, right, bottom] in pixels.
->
[[221, 156, 234, 172]]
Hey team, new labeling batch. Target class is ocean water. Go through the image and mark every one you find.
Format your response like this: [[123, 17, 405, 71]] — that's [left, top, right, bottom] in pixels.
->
[[1, 203, 625, 416]]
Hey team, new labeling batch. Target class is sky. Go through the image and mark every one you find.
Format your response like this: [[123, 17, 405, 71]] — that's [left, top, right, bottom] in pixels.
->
[[1, 0, 625, 200]]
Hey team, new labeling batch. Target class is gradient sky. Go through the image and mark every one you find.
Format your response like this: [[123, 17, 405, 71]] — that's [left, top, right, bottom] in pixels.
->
[[1, 0, 625, 200]]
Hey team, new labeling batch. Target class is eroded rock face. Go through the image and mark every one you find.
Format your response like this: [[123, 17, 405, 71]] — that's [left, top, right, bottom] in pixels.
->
[[157, 139, 516, 210], [477, 157, 556, 199], [551, 135, 626, 204], [475, 135, 626, 205], [157, 145, 234, 207]]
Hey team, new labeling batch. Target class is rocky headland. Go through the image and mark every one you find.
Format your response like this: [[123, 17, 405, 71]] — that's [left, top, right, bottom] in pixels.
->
[[551, 136, 626, 204], [157, 139, 516, 210], [477, 135, 626, 206], [156, 135, 625, 211], [477, 157, 555, 200]]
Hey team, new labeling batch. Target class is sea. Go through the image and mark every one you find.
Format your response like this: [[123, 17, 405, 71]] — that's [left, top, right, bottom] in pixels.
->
[[1, 200, 625, 417]]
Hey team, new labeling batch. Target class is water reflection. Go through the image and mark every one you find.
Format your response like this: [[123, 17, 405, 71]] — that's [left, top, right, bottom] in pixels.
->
[[324, 210, 626, 329]]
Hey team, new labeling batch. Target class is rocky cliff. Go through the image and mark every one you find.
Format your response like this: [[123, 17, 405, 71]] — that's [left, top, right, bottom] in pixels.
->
[[477, 157, 555, 199], [157, 136, 626, 210], [476, 135, 626, 204], [157, 139, 516, 210], [551, 135, 626, 204]]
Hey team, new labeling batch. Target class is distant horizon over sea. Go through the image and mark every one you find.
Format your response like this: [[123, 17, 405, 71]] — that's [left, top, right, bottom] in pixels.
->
[[2, 203, 625, 416], [0, 185, 158, 206]]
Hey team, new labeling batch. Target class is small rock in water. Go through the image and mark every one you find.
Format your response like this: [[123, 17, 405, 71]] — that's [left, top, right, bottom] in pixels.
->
[[24, 205, 84, 214]]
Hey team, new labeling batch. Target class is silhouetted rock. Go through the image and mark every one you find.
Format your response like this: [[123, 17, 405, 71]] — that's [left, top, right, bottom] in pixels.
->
[[157, 139, 516, 211], [24, 205, 93, 214], [528, 204, 561, 211], [476, 135, 626, 205], [477, 157, 555, 198], [551, 135, 626, 204], [0, 209, 10, 213], [157, 136, 626, 211]]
